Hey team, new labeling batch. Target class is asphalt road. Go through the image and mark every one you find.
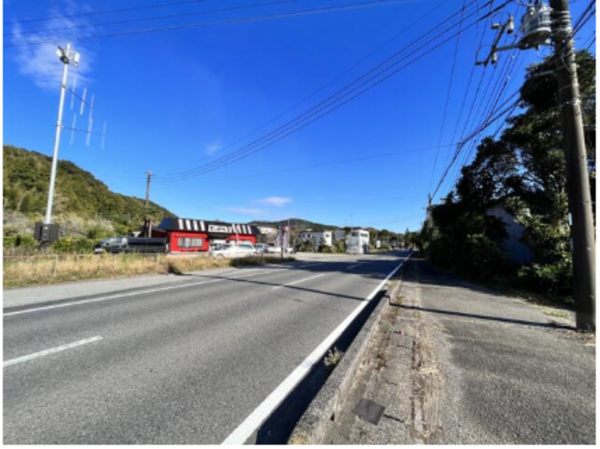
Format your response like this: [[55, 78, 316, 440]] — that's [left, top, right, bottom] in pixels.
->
[[3, 251, 409, 444]]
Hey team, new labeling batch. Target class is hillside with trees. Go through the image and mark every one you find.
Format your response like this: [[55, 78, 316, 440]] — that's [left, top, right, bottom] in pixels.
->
[[3, 145, 174, 241]]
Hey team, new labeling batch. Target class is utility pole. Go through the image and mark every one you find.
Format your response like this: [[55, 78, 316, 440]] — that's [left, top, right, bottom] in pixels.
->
[[144, 171, 153, 238], [144, 171, 153, 209], [550, 0, 595, 331], [45, 44, 80, 225]]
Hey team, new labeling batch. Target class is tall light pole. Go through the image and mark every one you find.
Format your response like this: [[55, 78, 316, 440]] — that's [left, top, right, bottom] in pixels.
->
[[45, 44, 80, 225]]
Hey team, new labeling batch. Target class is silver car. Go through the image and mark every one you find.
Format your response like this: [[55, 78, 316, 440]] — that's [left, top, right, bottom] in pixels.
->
[[211, 243, 257, 259]]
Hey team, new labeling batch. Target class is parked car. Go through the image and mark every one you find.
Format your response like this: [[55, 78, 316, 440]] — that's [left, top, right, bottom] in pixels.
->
[[210, 243, 257, 259], [265, 245, 294, 254], [95, 237, 167, 254], [254, 243, 269, 254]]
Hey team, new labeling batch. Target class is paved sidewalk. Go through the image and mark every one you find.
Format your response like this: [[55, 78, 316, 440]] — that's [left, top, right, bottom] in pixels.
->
[[323, 259, 595, 444]]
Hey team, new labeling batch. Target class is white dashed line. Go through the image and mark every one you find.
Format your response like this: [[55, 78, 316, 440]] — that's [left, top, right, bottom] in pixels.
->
[[3, 336, 103, 368], [272, 274, 325, 290]]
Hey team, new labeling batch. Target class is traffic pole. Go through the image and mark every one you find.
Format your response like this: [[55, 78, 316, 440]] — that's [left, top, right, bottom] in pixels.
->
[[550, 0, 595, 331]]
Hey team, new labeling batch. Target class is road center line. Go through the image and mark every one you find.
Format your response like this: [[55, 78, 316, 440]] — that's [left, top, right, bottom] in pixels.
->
[[223, 252, 412, 444], [3, 268, 277, 317], [272, 273, 325, 290], [3, 336, 103, 368]]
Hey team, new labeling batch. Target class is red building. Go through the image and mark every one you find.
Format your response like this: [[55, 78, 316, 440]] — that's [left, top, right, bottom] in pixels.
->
[[151, 218, 259, 253]]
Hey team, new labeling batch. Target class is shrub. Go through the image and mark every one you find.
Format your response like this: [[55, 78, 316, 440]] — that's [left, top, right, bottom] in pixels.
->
[[52, 237, 98, 253], [333, 240, 345, 253], [517, 262, 573, 301], [3, 234, 37, 252]]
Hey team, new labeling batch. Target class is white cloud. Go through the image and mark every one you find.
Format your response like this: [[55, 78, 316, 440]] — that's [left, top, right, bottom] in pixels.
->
[[255, 196, 292, 207], [204, 142, 223, 155], [221, 207, 269, 216], [10, 1, 95, 91]]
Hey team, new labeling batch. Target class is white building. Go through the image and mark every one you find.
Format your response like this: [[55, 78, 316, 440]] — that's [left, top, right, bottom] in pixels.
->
[[346, 229, 370, 254], [299, 230, 333, 247]]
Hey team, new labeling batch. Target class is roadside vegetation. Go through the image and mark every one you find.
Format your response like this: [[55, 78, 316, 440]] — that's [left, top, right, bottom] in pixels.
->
[[418, 51, 596, 307], [3, 254, 293, 288]]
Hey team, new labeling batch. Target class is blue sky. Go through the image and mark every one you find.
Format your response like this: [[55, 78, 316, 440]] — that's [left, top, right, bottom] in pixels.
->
[[3, 0, 595, 232]]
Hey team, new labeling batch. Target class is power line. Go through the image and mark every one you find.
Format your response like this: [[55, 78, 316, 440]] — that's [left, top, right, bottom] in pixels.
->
[[4, 0, 301, 37], [153, 143, 455, 189], [156, 0, 498, 181], [440, 50, 520, 197], [430, 90, 520, 199], [4, 0, 213, 25], [428, 0, 467, 193], [155, 0, 485, 180], [571, 0, 595, 38], [163, 0, 454, 174], [155, 0, 505, 182], [438, 6, 521, 199], [5, 0, 414, 48]]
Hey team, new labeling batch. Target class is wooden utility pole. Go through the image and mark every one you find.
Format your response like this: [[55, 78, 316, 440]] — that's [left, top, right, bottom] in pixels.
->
[[550, 0, 595, 330]]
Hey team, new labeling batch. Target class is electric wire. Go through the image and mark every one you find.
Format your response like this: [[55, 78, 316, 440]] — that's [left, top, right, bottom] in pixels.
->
[[4, 0, 214, 25], [163, 0, 454, 173], [154, 0, 490, 181], [5, 0, 415, 48], [427, 0, 467, 194], [4, 0, 301, 37], [430, 90, 521, 199], [154, 0, 505, 182], [153, 143, 457, 189]]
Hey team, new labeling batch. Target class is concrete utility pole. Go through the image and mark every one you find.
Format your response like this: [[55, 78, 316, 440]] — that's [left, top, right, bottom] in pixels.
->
[[45, 44, 80, 224], [550, 0, 595, 331], [144, 171, 153, 209], [144, 171, 153, 238]]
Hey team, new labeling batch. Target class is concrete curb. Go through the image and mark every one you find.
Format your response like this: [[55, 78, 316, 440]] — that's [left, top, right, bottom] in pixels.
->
[[288, 260, 409, 444]]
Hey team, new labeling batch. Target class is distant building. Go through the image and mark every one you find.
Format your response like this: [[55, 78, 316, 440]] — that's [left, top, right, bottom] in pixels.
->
[[258, 226, 278, 237], [257, 226, 278, 244], [299, 230, 333, 247], [346, 229, 370, 254], [485, 204, 534, 265]]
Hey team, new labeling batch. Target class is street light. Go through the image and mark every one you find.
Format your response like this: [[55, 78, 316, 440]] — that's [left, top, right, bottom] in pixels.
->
[[44, 44, 80, 226]]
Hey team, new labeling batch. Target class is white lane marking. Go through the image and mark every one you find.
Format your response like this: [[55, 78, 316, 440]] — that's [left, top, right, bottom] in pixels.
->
[[346, 264, 360, 270], [272, 274, 325, 290], [223, 252, 413, 444], [3, 269, 278, 317], [3, 336, 103, 368]]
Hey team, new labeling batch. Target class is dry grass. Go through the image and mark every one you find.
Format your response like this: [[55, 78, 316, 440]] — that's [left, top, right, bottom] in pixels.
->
[[3, 254, 294, 288], [323, 347, 344, 372]]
